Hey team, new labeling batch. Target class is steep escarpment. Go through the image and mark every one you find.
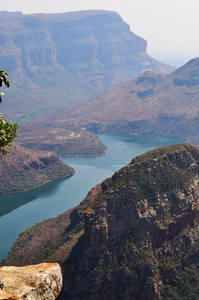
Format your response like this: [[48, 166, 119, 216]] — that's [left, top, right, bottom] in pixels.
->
[[3, 143, 199, 299], [0, 10, 173, 122], [0, 144, 74, 194], [44, 58, 199, 140], [58, 143, 199, 300], [1, 184, 102, 266]]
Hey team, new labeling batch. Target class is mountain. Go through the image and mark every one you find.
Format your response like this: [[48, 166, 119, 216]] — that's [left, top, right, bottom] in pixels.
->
[[0, 144, 74, 194], [3, 143, 199, 299], [0, 10, 173, 123], [42, 58, 199, 140]]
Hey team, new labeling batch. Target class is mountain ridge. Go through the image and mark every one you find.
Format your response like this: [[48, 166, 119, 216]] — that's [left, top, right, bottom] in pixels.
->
[[0, 10, 173, 123], [39, 58, 199, 140]]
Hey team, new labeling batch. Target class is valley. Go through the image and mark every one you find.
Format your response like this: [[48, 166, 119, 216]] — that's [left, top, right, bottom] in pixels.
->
[[0, 7, 199, 300], [37, 58, 199, 142], [0, 10, 173, 123], [0, 133, 181, 262], [2, 142, 199, 300]]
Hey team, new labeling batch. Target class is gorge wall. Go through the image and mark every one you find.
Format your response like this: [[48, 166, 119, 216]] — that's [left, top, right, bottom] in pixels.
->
[[0, 10, 173, 122], [3, 144, 199, 299]]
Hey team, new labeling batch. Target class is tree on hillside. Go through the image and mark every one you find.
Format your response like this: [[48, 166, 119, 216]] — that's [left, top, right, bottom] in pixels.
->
[[0, 70, 18, 157]]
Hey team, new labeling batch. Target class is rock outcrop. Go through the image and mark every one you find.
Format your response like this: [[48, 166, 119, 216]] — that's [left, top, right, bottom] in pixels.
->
[[3, 143, 199, 299], [0, 10, 173, 122], [0, 263, 62, 300]]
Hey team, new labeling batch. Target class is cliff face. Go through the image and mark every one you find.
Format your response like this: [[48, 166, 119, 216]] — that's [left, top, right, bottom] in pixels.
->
[[60, 144, 199, 299], [0, 10, 173, 122], [0, 263, 62, 300], [85, 144, 199, 251], [3, 144, 199, 299]]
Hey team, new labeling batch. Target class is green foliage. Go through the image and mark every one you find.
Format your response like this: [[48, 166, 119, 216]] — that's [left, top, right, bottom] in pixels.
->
[[0, 70, 18, 156], [161, 265, 199, 299]]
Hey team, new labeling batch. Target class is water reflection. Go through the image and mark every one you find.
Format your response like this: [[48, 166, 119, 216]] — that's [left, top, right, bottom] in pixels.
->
[[0, 176, 73, 218]]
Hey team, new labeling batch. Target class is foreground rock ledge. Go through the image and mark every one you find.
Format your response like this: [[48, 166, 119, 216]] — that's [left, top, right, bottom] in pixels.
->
[[0, 263, 62, 300]]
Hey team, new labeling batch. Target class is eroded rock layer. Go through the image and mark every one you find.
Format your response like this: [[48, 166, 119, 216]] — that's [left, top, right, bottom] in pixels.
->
[[0, 10, 173, 122]]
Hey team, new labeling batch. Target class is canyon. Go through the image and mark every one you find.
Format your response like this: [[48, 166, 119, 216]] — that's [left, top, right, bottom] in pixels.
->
[[0, 10, 173, 123], [39, 58, 199, 142], [2, 144, 199, 299]]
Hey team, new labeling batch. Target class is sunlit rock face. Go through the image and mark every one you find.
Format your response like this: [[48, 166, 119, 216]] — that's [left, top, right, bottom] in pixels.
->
[[0, 263, 62, 300], [0, 10, 173, 121]]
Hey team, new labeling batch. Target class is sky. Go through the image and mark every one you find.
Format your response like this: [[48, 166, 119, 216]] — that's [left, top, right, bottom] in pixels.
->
[[1, 0, 199, 67]]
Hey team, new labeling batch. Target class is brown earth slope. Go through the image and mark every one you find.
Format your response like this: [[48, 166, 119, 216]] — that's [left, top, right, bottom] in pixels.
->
[[0, 144, 74, 194], [40, 58, 199, 141], [3, 143, 199, 299]]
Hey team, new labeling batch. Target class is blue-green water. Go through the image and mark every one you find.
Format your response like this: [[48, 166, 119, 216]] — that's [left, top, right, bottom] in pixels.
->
[[0, 133, 182, 260]]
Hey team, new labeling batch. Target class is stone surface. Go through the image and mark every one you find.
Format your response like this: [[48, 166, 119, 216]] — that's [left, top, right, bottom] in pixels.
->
[[0, 263, 62, 300], [0, 290, 17, 300]]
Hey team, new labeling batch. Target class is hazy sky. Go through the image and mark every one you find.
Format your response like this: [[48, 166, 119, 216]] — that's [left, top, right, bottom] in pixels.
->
[[1, 0, 199, 66]]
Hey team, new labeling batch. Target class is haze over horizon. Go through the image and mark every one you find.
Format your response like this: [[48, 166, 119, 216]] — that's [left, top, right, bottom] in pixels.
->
[[1, 0, 199, 68]]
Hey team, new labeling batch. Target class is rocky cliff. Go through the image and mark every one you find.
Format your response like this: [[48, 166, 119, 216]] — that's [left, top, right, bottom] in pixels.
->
[[41, 58, 199, 141], [3, 143, 199, 299], [0, 263, 62, 299], [0, 144, 74, 194], [0, 10, 173, 122]]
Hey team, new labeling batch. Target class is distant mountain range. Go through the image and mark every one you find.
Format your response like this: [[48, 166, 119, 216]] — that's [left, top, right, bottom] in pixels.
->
[[41, 57, 199, 141], [0, 10, 173, 123]]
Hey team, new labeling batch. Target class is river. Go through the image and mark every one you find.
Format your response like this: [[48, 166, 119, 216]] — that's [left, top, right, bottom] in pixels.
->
[[0, 133, 182, 261]]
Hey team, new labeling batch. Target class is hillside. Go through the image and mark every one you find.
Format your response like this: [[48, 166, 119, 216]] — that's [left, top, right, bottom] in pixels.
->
[[0, 144, 74, 194], [0, 10, 173, 123], [3, 143, 199, 299], [16, 126, 107, 156], [40, 58, 199, 141]]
